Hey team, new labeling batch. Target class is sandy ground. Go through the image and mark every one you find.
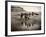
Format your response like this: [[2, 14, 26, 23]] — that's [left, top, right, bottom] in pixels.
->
[[11, 11, 41, 31]]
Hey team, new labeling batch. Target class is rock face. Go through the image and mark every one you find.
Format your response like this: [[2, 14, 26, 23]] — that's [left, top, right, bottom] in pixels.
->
[[11, 6, 41, 31]]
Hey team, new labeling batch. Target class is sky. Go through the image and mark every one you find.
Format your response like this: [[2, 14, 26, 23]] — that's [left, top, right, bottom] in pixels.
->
[[11, 5, 41, 12]]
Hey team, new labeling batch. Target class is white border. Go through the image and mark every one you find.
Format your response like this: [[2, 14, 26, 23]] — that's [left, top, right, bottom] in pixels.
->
[[7, 2, 44, 35]]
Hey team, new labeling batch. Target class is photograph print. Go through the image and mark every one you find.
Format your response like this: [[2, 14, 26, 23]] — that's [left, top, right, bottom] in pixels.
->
[[11, 5, 41, 31]]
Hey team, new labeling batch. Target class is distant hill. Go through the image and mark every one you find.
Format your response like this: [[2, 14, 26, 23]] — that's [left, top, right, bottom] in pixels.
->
[[11, 6, 24, 12]]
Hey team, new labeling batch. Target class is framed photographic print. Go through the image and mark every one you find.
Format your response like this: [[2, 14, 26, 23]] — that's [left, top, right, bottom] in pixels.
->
[[5, 1, 45, 36]]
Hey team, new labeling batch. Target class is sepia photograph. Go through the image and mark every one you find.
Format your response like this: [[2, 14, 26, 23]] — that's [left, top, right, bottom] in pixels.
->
[[11, 5, 41, 31], [7, 1, 45, 35]]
